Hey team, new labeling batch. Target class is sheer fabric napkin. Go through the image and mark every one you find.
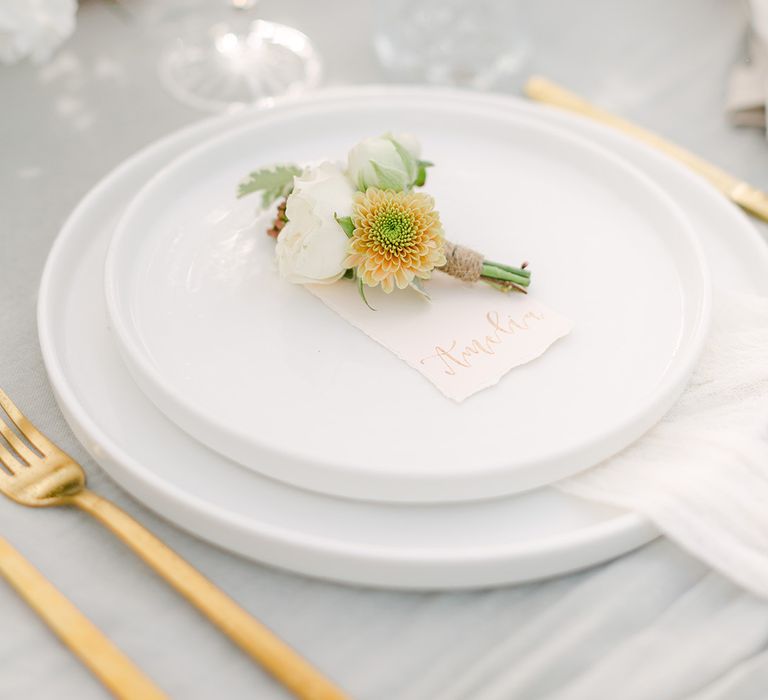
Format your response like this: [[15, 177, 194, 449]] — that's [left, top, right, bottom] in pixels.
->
[[557, 292, 768, 599]]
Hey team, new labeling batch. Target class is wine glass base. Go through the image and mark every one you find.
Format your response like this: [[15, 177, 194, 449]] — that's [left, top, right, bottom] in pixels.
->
[[159, 19, 322, 112]]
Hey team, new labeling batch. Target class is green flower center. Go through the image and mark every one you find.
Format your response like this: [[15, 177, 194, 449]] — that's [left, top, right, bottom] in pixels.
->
[[371, 206, 415, 252]]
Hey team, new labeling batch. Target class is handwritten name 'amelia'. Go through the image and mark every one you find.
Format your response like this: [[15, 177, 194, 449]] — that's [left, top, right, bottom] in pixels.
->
[[419, 310, 545, 376]]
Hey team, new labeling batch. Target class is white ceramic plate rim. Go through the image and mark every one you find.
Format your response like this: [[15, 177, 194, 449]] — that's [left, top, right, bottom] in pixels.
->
[[102, 90, 712, 502]]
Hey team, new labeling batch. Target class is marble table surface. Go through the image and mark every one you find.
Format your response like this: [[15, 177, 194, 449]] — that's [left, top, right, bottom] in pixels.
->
[[2, 1, 768, 698]]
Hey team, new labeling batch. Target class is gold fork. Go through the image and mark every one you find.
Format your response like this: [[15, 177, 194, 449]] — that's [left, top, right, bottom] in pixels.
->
[[0, 387, 348, 700]]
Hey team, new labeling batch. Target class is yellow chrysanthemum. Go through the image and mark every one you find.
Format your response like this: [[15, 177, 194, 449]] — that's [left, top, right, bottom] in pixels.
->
[[344, 188, 446, 293]]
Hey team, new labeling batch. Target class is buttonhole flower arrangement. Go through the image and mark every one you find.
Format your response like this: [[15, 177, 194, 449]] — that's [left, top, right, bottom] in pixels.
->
[[237, 133, 531, 308]]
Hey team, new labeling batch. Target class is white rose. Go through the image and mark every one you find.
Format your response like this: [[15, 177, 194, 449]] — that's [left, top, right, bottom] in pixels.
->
[[0, 0, 77, 65], [347, 133, 421, 192], [275, 161, 355, 285]]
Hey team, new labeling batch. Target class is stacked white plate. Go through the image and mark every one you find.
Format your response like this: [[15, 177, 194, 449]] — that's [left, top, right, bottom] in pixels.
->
[[38, 87, 768, 589]]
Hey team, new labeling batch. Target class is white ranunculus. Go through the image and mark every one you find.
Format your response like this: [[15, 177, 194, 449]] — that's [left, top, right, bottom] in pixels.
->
[[347, 133, 421, 192], [0, 0, 77, 65], [275, 161, 355, 285]]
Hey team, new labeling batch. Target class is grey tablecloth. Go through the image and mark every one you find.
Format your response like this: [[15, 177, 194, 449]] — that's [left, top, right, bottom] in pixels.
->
[[3, 1, 768, 698]]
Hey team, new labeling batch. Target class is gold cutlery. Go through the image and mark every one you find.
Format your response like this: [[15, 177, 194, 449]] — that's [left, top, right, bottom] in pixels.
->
[[0, 388, 347, 700], [0, 535, 166, 699], [525, 76, 768, 223]]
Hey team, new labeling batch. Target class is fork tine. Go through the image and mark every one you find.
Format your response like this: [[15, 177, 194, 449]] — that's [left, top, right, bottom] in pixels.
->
[[0, 388, 54, 456], [0, 440, 23, 475], [0, 413, 37, 465]]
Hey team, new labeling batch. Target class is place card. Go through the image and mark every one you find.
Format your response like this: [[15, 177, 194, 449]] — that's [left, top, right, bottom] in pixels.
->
[[308, 275, 573, 402]]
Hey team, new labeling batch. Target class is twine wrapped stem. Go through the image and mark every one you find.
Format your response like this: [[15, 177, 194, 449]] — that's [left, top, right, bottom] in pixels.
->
[[438, 240, 531, 292]]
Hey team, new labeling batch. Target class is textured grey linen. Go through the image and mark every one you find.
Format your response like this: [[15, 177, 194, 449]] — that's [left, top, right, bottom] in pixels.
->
[[2, 1, 768, 698]]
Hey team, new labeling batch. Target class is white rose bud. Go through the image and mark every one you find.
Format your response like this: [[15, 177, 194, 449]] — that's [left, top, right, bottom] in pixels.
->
[[347, 133, 422, 192], [275, 162, 355, 285]]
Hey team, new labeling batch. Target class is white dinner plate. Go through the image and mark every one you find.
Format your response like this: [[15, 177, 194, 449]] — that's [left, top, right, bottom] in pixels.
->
[[39, 88, 768, 589], [104, 92, 711, 503]]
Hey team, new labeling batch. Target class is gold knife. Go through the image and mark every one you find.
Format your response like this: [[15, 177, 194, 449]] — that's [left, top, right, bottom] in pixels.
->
[[525, 76, 768, 223], [0, 536, 166, 699]]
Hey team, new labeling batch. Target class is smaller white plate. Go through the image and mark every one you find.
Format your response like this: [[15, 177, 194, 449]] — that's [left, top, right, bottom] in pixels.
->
[[105, 92, 710, 503]]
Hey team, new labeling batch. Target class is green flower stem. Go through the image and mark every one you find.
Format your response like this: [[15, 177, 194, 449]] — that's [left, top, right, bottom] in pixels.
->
[[483, 260, 531, 278], [481, 263, 531, 288]]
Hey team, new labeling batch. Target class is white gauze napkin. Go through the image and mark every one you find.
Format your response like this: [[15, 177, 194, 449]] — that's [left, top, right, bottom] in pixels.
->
[[557, 291, 768, 599]]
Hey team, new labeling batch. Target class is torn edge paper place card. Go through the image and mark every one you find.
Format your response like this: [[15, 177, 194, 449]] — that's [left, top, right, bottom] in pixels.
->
[[308, 275, 574, 402]]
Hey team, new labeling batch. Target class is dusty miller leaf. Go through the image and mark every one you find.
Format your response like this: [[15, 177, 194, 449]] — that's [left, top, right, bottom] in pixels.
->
[[237, 164, 302, 207]]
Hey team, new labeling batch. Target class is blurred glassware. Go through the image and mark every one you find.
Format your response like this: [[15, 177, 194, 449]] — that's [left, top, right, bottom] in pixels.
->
[[119, 0, 322, 112], [0, 0, 77, 65], [374, 0, 529, 89]]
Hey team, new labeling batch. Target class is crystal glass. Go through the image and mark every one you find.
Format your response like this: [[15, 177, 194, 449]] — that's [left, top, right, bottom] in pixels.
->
[[123, 0, 322, 112], [374, 0, 529, 89]]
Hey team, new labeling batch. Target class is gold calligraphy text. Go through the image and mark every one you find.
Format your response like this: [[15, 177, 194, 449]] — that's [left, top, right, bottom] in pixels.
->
[[419, 310, 545, 376]]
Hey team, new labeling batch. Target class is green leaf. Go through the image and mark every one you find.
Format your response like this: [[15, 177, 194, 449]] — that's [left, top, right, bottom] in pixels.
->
[[409, 277, 431, 300], [358, 277, 375, 310], [414, 164, 428, 187], [237, 164, 302, 208], [414, 159, 433, 188], [343, 268, 355, 279], [335, 214, 355, 238], [386, 135, 418, 183], [371, 160, 407, 191]]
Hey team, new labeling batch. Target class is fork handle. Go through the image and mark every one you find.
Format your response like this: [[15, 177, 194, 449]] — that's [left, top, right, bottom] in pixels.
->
[[0, 536, 166, 700], [70, 489, 348, 700]]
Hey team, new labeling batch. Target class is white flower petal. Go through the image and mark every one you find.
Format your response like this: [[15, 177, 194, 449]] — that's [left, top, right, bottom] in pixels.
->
[[275, 161, 354, 285]]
